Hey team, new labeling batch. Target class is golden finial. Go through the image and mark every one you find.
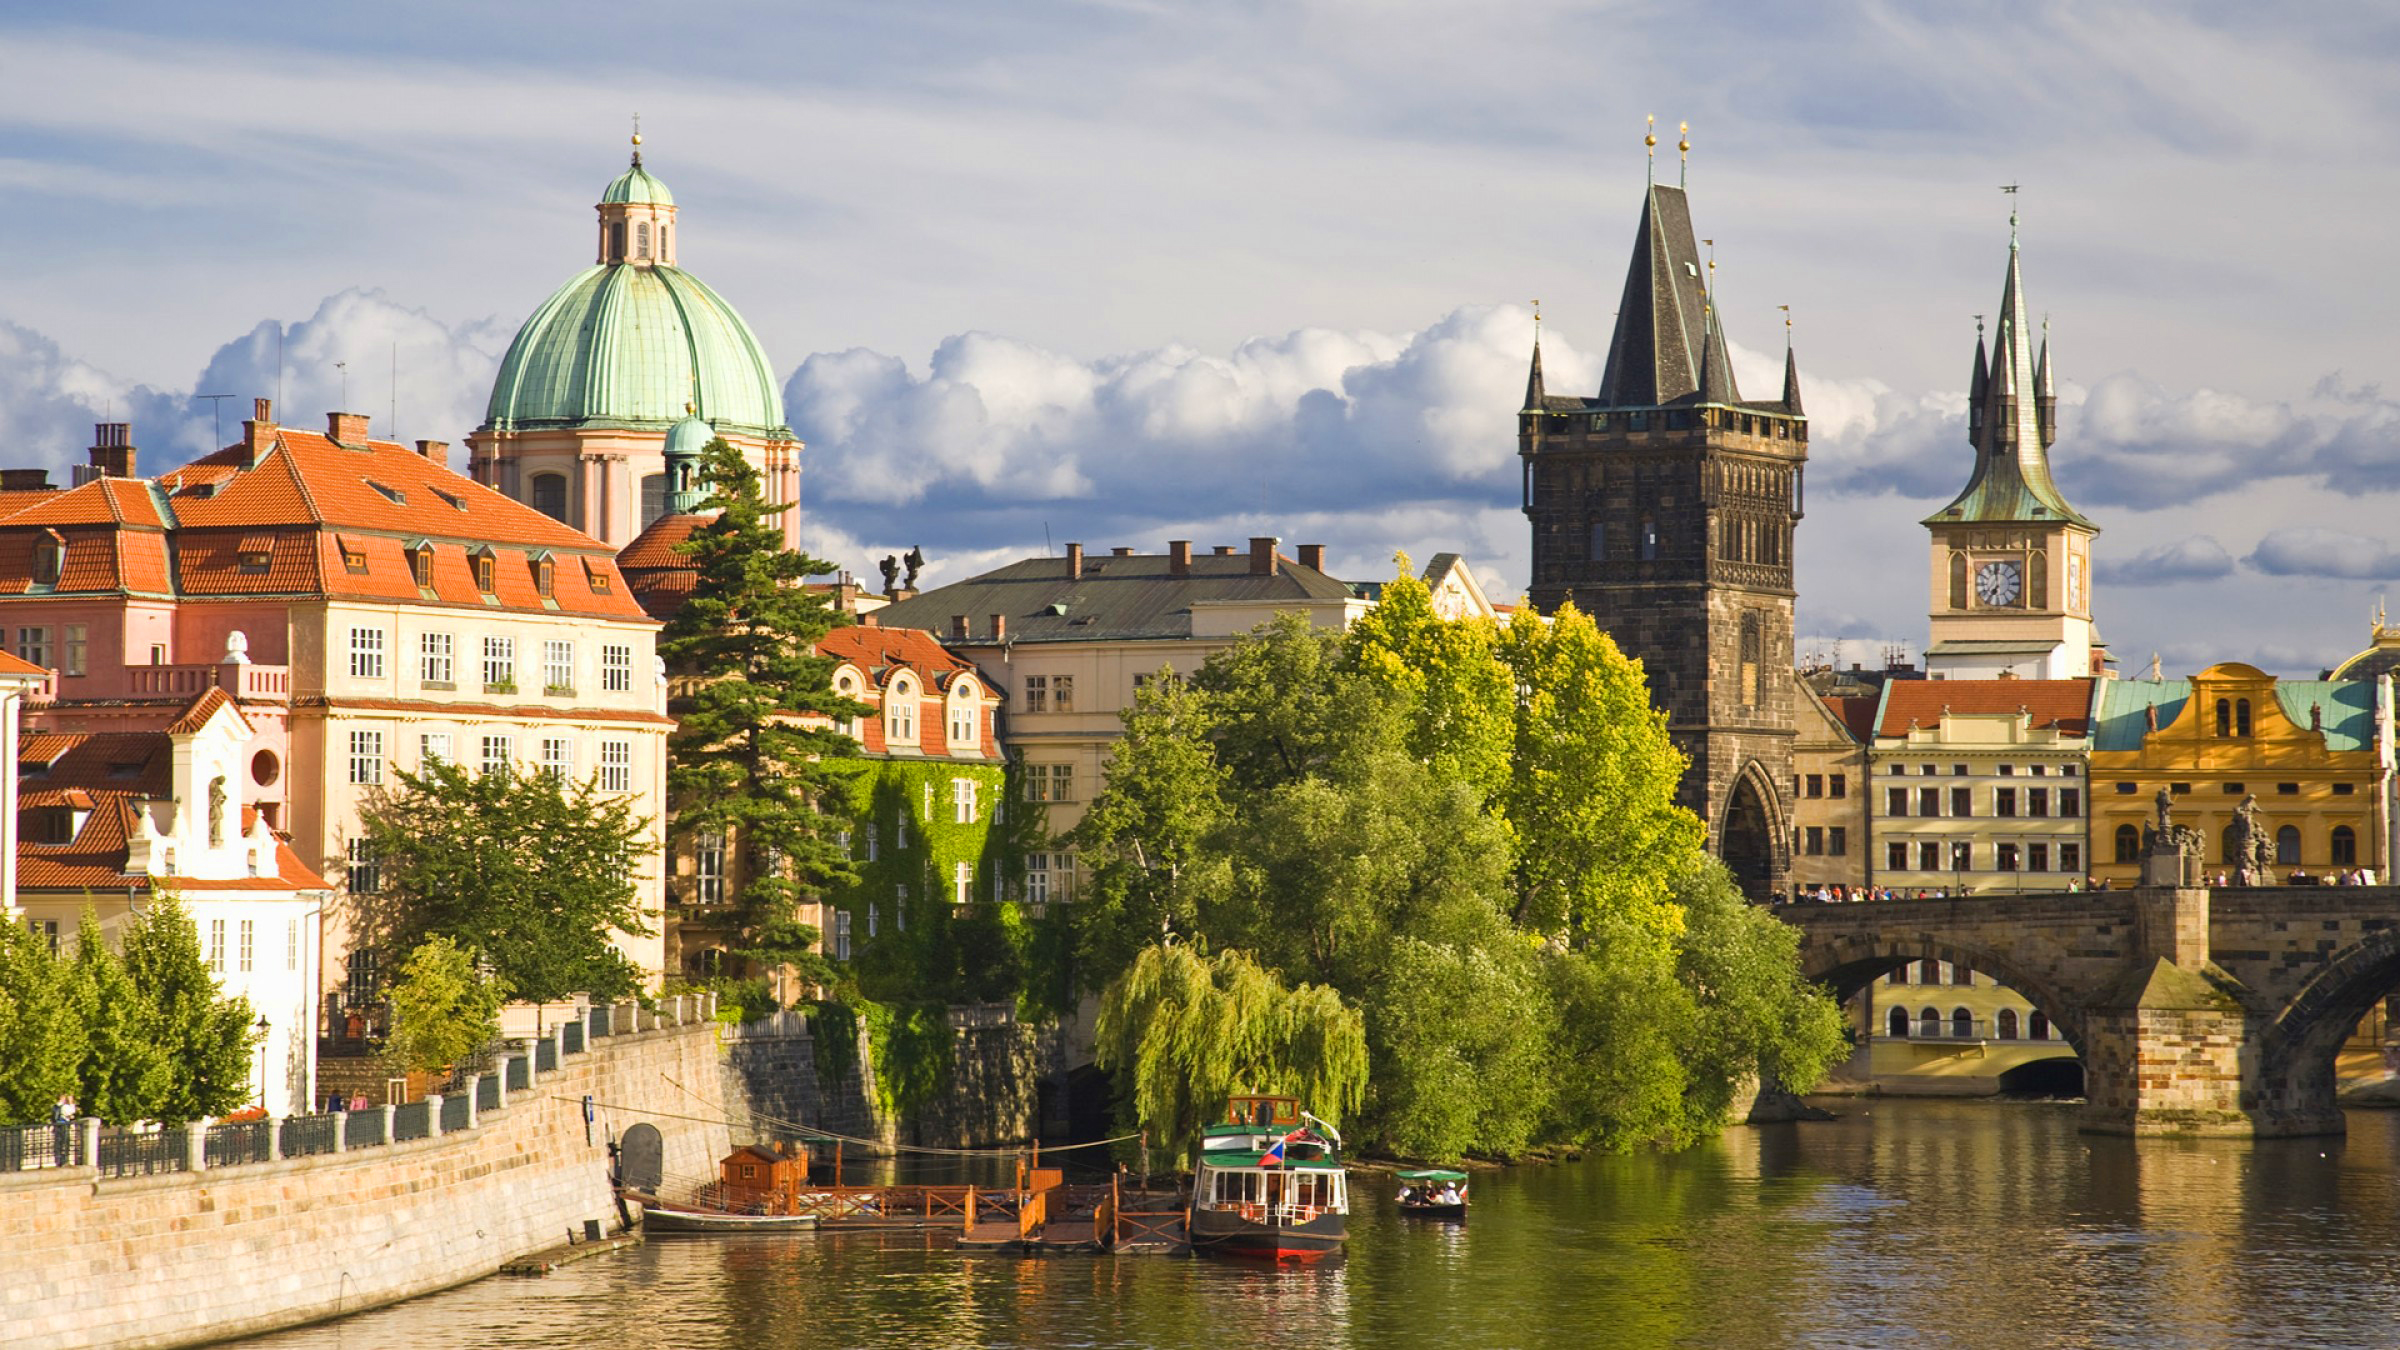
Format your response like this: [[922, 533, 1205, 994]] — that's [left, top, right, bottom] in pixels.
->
[[632, 112, 642, 147], [1678, 121, 1690, 189], [1677, 120, 1690, 154], [1531, 298, 1541, 330], [1645, 114, 1656, 151], [1778, 304, 1792, 348]]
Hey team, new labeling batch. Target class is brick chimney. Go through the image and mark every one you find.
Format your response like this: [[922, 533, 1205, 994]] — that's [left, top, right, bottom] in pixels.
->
[[327, 411, 370, 445], [1297, 544, 1325, 572], [1212, 545, 1236, 556], [1169, 540, 1192, 577], [242, 400, 276, 462], [861, 612, 880, 628], [1065, 542, 1083, 579], [1249, 536, 1279, 577], [86, 422, 136, 479], [990, 614, 1007, 641], [1111, 546, 1134, 557], [0, 468, 52, 492], [414, 439, 448, 463]]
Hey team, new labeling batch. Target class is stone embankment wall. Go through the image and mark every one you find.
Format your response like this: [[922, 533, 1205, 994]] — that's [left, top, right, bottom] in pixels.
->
[[0, 1021, 729, 1350], [715, 1009, 1048, 1151]]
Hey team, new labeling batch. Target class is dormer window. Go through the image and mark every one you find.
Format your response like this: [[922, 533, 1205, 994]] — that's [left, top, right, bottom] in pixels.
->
[[888, 676, 918, 745], [367, 480, 405, 505], [432, 488, 467, 512], [412, 543, 434, 589], [339, 536, 369, 575], [584, 558, 612, 594], [32, 532, 61, 585], [534, 553, 556, 597], [473, 549, 497, 594]]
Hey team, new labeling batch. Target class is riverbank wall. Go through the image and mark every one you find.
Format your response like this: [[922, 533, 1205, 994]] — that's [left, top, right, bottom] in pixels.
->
[[0, 1018, 729, 1350], [715, 1006, 1050, 1151]]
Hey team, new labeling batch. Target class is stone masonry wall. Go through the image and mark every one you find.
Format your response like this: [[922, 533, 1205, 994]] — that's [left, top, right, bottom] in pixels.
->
[[0, 1022, 730, 1350], [716, 1012, 1047, 1152]]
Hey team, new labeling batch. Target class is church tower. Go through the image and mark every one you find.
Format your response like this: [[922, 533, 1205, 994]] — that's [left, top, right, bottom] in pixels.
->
[[1923, 214, 2100, 680], [1519, 157, 1806, 901]]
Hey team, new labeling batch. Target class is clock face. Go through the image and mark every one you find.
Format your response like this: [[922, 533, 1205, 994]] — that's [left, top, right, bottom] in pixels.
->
[[1976, 560, 2022, 607]]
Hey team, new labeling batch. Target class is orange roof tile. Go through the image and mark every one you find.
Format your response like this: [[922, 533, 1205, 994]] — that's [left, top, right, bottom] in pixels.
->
[[1876, 679, 2094, 739], [1, 479, 165, 530], [0, 650, 49, 678], [165, 687, 247, 736], [818, 624, 980, 682], [1829, 695, 1880, 744]]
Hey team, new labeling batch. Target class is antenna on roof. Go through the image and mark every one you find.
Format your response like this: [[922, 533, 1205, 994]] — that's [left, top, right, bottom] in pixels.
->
[[1044, 522, 1053, 556], [390, 341, 398, 441], [193, 394, 234, 450]]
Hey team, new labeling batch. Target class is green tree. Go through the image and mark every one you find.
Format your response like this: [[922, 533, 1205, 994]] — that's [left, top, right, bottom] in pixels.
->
[[0, 919, 83, 1125], [659, 437, 864, 969], [1067, 672, 1234, 986], [1363, 926, 1554, 1162], [1094, 943, 1367, 1162], [382, 936, 508, 1076], [68, 911, 168, 1126], [1343, 557, 1515, 803], [1669, 865, 1851, 1127], [119, 893, 258, 1121], [353, 760, 654, 1003]]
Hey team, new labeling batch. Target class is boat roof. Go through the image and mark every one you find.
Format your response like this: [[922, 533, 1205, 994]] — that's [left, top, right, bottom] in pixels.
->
[[1199, 1150, 1344, 1172], [1396, 1169, 1468, 1182]]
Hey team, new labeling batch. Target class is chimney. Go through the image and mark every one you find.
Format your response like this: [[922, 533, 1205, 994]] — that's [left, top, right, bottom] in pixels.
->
[[1065, 542, 1082, 579], [1168, 540, 1192, 577], [861, 612, 880, 628], [86, 423, 136, 479], [0, 468, 52, 492], [1212, 545, 1236, 556], [414, 439, 448, 463], [1111, 546, 1134, 557], [1249, 536, 1279, 577], [951, 614, 969, 640], [243, 399, 276, 460], [1297, 544, 1325, 572], [990, 613, 1007, 641], [327, 411, 370, 445]]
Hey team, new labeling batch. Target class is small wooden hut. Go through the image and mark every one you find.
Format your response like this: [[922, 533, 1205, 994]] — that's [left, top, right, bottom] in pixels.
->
[[717, 1142, 808, 1214]]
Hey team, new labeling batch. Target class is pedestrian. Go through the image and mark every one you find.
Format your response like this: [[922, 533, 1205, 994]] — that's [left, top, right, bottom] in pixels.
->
[[51, 1092, 75, 1166]]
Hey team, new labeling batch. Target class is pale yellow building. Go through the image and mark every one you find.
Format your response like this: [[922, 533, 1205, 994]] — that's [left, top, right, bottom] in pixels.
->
[[1867, 679, 2096, 894], [1790, 681, 1872, 897], [1842, 958, 2077, 1096]]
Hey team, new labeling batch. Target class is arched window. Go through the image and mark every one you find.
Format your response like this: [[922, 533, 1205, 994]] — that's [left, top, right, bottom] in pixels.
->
[[641, 474, 667, 528], [530, 473, 569, 523], [2276, 824, 2301, 865], [2236, 699, 2253, 737], [2028, 1010, 2050, 1041], [635, 220, 651, 259], [1996, 1008, 2019, 1040], [609, 222, 626, 260], [1918, 1007, 1942, 1039], [2221, 823, 2242, 865], [1888, 1006, 1910, 1039], [888, 677, 917, 745], [1587, 521, 1606, 560], [2333, 825, 2358, 867], [1639, 515, 1658, 561], [2115, 824, 2141, 863], [1949, 553, 1968, 610], [2215, 698, 2231, 737], [1952, 1007, 1974, 1039]]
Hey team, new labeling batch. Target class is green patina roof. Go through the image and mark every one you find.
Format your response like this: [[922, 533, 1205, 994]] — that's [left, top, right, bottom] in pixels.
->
[[1199, 1150, 1343, 1172], [602, 161, 674, 206], [2090, 677, 2374, 753], [483, 263, 788, 438]]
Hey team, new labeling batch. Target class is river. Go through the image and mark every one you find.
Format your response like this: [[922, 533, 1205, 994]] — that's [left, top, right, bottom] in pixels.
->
[[229, 1099, 2400, 1349]]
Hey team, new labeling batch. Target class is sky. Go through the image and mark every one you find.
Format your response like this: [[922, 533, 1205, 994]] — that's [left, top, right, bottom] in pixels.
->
[[2, 1, 2397, 677]]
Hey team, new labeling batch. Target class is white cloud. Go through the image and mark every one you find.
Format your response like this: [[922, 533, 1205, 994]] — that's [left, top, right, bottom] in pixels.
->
[[2245, 528, 2400, 582], [2100, 536, 2236, 586]]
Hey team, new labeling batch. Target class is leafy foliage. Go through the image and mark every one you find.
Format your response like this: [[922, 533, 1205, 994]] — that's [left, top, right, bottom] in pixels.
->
[[0, 918, 83, 1125], [382, 936, 508, 1075], [659, 436, 863, 969], [69, 911, 168, 1125], [353, 760, 653, 1003], [119, 893, 259, 1122]]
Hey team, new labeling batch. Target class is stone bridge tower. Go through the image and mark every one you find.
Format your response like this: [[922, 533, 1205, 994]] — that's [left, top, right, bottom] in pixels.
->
[[1519, 171, 1806, 900]]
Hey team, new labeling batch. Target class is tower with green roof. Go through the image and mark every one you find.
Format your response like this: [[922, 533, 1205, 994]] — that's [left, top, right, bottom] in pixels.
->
[[1922, 212, 2103, 681], [467, 135, 802, 551]]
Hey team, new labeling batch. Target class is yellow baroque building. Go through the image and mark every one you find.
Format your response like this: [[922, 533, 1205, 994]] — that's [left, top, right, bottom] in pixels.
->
[[2087, 662, 2388, 889]]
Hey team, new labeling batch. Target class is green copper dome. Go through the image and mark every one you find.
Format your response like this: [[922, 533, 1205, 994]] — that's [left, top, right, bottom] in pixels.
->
[[482, 264, 789, 438], [602, 161, 674, 206]]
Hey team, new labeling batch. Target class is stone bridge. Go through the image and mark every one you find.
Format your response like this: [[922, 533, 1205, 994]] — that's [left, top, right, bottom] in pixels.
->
[[1778, 883, 2400, 1136]]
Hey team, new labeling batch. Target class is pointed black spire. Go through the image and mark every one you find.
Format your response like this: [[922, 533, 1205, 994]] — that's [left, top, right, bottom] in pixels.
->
[[1596, 185, 1729, 407], [1697, 303, 1736, 405], [1523, 333, 1546, 411], [1968, 330, 1989, 442], [1781, 344, 1804, 416]]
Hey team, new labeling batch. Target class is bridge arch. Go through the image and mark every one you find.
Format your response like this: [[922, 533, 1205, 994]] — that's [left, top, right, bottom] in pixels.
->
[[2266, 926, 2400, 1115], [1718, 758, 1788, 903], [1804, 936, 2089, 1057]]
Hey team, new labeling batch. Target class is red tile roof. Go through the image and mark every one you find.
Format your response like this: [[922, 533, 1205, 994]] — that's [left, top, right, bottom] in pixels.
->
[[618, 513, 707, 621], [0, 650, 49, 678], [1876, 679, 2095, 739], [1829, 695, 1880, 744], [819, 624, 980, 682], [16, 726, 328, 893]]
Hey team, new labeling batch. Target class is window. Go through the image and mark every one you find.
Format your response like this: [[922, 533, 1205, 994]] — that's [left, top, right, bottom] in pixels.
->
[[1023, 676, 1048, 713], [888, 680, 918, 744], [420, 632, 454, 686], [2116, 782, 2138, 794], [635, 219, 651, 258], [2029, 1011, 2051, 1041], [2060, 789, 2080, 818], [1887, 787, 1908, 817], [1890, 764, 1908, 777], [1994, 787, 2017, 818], [2334, 826, 2359, 867], [530, 476, 568, 523], [954, 860, 972, 905], [949, 698, 978, 746], [349, 730, 384, 785], [1918, 841, 1941, 870], [1805, 774, 1823, 798], [897, 812, 911, 850], [600, 740, 632, 793], [1997, 1008, 2019, 1040], [1828, 827, 1847, 857], [1918, 1008, 1941, 1039], [15, 626, 47, 668], [149, 644, 166, 665], [474, 551, 497, 593], [1997, 843, 2020, 871], [481, 734, 513, 775], [867, 903, 879, 938], [534, 555, 555, 598], [952, 778, 978, 824], [2029, 842, 2049, 872], [1888, 963, 1909, 986], [483, 636, 515, 690], [2115, 824, 2140, 863], [287, 919, 300, 972], [1640, 515, 1659, 560], [1048, 764, 1075, 802], [1739, 614, 1764, 709], [1052, 675, 1075, 713], [238, 920, 254, 973], [1586, 521, 1607, 559], [32, 537, 60, 585], [1027, 853, 1052, 905], [2336, 783, 2358, 796], [2237, 699, 2253, 737], [341, 541, 368, 575], [63, 625, 85, 677], [349, 626, 386, 679], [208, 919, 225, 972], [1804, 826, 1823, 856], [1887, 841, 1907, 870], [866, 824, 880, 862], [1950, 787, 1972, 817], [833, 910, 852, 962], [1951, 841, 1972, 872], [421, 732, 452, 767], [1890, 1006, 1912, 1038], [2276, 825, 2301, 865], [1917, 787, 1940, 817], [540, 737, 573, 781], [412, 544, 434, 588], [543, 640, 575, 694], [695, 832, 726, 905], [603, 644, 632, 692], [1952, 764, 1968, 777], [1952, 1007, 1974, 1039], [2061, 842, 2081, 873], [1953, 964, 1974, 987], [2028, 788, 2049, 818], [1829, 774, 1846, 799]]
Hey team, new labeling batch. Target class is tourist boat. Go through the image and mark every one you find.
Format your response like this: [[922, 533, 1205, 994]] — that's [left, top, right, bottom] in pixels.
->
[[1395, 1168, 1468, 1220], [628, 1192, 821, 1234], [1187, 1094, 1349, 1263]]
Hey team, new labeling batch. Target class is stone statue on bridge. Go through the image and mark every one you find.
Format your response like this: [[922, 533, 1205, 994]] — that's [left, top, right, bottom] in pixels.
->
[[2140, 786, 2205, 886], [2228, 793, 2273, 885]]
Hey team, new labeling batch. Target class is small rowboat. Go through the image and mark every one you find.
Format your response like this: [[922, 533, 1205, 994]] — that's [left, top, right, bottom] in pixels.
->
[[1395, 1169, 1468, 1220], [626, 1192, 821, 1234]]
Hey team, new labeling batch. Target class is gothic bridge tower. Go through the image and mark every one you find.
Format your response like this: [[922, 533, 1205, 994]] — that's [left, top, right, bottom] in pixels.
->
[[1519, 166, 1806, 901]]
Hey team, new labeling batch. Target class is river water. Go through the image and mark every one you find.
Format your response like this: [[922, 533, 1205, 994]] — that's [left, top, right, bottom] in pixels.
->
[[232, 1099, 2400, 1349]]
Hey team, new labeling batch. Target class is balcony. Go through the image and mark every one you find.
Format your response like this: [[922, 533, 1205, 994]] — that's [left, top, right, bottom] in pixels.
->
[[111, 663, 291, 703]]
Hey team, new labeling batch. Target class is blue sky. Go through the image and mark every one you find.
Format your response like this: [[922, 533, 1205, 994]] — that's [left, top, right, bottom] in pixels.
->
[[2, 2, 2397, 675]]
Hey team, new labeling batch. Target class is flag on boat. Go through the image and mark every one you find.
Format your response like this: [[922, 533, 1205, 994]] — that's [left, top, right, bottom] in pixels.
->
[[1262, 1127, 1303, 1167]]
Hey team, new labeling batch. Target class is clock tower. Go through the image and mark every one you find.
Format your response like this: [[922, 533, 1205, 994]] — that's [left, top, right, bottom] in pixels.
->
[[1924, 215, 2101, 680]]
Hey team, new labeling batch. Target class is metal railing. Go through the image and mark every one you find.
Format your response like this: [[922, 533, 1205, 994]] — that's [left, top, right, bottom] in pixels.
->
[[507, 1057, 529, 1092], [392, 1100, 432, 1143], [477, 1073, 500, 1113], [96, 1127, 188, 1179], [345, 1109, 387, 1150], [0, 1121, 81, 1171], [1893, 1019, 1989, 1041], [204, 1120, 273, 1169], [440, 1094, 470, 1134], [280, 1113, 340, 1159]]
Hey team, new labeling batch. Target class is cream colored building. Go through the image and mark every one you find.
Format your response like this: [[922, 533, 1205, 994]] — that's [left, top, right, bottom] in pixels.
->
[[1790, 681, 1872, 896], [1841, 958, 2076, 1096], [1867, 679, 2096, 894]]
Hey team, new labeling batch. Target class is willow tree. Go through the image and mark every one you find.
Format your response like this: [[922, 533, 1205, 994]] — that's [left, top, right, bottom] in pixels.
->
[[1094, 944, 1366, 1162]]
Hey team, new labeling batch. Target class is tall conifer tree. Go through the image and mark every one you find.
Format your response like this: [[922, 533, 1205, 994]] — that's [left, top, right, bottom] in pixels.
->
[[660, 438, 864, 970]]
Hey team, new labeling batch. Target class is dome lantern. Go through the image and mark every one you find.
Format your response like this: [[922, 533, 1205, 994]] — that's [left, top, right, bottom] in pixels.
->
[[597, 132, 677, 267]]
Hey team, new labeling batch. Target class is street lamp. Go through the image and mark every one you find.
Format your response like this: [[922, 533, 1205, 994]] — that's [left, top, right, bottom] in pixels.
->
[[254, 1015, 272, 1112]]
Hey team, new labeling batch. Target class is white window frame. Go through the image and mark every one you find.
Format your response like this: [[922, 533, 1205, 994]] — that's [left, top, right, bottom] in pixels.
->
[[348, 729, 384, 785], [482, 636, 515, 690], [952, 777, 978, 824], [888, 679, 918, 744], [600, 740, 632, 793], [420, 632, 454, 685], [208, 918, 226, 971], [348, 626, 386, 680], [602, 643, 633, 692], [287, 918, 299, 972], [954, 860, 972, 905], [543, 639, 576, 695], [62, 624, 85, 677], [481, 733, 513, 776], [238, 919, 254, 973], [834, 910, 852, 962], [948, 695, 977, 746], [16, 626, 48, 669], [540, 736, 574, 781], [695, 831, 726, 905], [1027, 853, 1051, 905], [347, 838, 380, 895], [421, 732, 452, 767]]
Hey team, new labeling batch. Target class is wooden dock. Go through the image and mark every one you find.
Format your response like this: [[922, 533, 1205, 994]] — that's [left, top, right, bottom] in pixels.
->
[[954, 1172, 1188, 1256]]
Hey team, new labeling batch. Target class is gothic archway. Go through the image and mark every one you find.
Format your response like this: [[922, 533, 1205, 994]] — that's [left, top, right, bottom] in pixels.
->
[[1718, 762, 1785, 903]]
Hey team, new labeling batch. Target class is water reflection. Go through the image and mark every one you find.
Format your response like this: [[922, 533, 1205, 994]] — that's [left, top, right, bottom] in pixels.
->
[[233, 1103, 2400, 1349]]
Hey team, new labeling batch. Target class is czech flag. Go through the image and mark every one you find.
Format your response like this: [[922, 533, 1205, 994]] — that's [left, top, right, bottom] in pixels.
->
[[1261, 1128, 1302, 1167]]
